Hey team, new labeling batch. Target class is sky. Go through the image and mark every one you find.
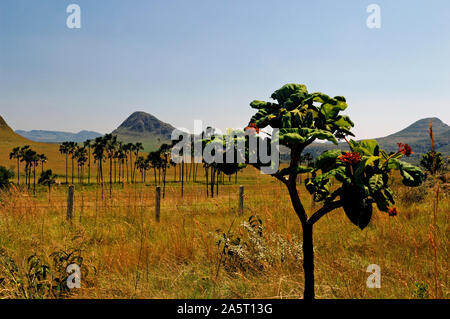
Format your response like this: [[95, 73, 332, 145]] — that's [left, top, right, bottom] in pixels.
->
[[0, 0, 449, 139]]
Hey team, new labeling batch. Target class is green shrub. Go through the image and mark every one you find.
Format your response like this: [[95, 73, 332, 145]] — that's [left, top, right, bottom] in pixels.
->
[[400, 185, 428, 205], [412, 281, 429, 299], [0, 166, 14, 189]]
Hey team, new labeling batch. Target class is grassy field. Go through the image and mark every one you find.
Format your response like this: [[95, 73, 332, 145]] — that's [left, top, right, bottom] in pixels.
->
[[0, 157, 448, 299]]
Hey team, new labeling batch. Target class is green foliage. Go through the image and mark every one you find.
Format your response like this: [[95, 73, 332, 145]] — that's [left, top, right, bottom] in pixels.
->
[[0, 166, 14, 189], [248, 83, 354, 149], [420, 151, 445, 174], [247, 84, 425, 231], [412, 281, 429, 299], [0, 248, 86, 299], [38, 169, 57, 188], [305, 139, 424, 228]]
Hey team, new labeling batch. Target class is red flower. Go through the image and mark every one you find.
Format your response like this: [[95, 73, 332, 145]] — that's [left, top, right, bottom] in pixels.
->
[[388, 207, 398, 217], [397, 143, 413, 156], [338, 152, 361, 165], [244, 123, 260, 135]]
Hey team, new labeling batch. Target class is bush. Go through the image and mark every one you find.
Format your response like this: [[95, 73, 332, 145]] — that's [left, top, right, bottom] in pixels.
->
[[412, 281, 429, 299], [216, 216, 302, 273], [0, 248, 88, 299], [400, 185, 428, 205], [0, 166, 14, 189]]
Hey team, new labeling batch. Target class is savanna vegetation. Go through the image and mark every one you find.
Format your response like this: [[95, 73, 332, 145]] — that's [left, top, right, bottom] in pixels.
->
[[0, 84, 448, 299]]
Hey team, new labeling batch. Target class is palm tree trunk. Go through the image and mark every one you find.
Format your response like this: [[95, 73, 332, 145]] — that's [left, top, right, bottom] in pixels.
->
[[210, 167, 214, 198], [205, 166, 209, 197], [110, 158, 113, 196], [88, 146, 91, 184], [181, 160, 184, 197], [66, 154, 68, 184], [17, 159, 20, 185], [33, 164, 36, 195], [163, 166, 166, 198]]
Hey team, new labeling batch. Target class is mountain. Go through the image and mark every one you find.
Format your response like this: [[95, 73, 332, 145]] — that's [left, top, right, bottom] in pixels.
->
[[112, 111, 176, 151], [0, 115, 31, 144], [15, 130, 102, 143], [375, 117, 449, 156], [303, 117, 449, 161], [0, 116, 61, 171]]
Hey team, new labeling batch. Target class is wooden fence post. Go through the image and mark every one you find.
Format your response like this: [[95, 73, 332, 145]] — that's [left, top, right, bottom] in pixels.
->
[[155, 186, 161, 222], [67, 185, 74, 221], [239, 185, 244, 215]]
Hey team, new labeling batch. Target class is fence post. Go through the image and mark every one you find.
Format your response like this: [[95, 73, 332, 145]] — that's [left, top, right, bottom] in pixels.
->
[[155, 186, 161, 222], [239, 185, 244, 215], [67, 185, 74, 221]]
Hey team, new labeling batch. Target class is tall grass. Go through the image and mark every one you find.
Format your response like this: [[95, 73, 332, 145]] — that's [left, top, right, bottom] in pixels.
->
[[0, 166, 448, 299]]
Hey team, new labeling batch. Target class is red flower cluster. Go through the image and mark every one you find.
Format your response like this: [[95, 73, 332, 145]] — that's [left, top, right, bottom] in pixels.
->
[[244, 123, 260, 135], [339, 152, 361, 165], [397, 143, 413, 156], [388, 207, 398, 217]]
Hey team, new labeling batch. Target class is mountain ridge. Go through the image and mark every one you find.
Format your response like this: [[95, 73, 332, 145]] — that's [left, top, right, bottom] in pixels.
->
[[15, 129, 102, 143], [112, 111, 176, 151]]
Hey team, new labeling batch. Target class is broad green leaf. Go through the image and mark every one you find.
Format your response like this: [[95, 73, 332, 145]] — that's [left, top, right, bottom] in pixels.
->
[[301, 128, 338, 145], [342, 186, 373, 229], [384, 187, 395, 204], [372, 191, 389, 212], [271, 84, 308, 105], [369, 174, 383, 192], [315, 149, 341, 171], [250, 100, 279, 110], [390, 159, 424, 187], [359, 140, 379, 156], [279, 129, 306, 145]]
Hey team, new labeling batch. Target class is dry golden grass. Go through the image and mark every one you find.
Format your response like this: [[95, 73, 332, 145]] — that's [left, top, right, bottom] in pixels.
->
[[0, 164, 448, 299]]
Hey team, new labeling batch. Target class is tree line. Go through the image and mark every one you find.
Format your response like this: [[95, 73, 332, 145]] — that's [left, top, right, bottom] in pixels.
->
[[9, 145, 48, 193]]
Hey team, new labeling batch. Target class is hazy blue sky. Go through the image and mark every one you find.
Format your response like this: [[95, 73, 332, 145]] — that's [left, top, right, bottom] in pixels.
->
[[0, 0, 449, 139]]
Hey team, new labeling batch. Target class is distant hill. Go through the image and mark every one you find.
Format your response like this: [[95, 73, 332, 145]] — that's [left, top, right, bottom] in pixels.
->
[[15, 129, 102, 143], [0, 115, 61, 173], [375, 117, 449, 157], [112, 111, 176, 151], [0, 115, 32, 144], [303, 117, 449, 161]]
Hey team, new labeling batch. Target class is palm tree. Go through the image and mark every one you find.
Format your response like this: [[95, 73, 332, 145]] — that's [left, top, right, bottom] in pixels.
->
[[116, 143, 127, 184], [123, 143, 133, 183], [59, 142, 70, 184], [38, 154, 48, 174], [93, 136, 106, 184], [67, 142, 77, 184], [75, 146, 88, 184], [104, 134, 118, 192], [9, 147, 21, 185], [32, 152, 39, 194], [135, 156, 146, 183], [159, 144, 171, 198], [38, 169, 57, 202], [147, 151, 161, 185], [92, 136, 106, 198], [84, 139, 92, 184], [20, 147, 34, 188], [132, 142, 143, 183]]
